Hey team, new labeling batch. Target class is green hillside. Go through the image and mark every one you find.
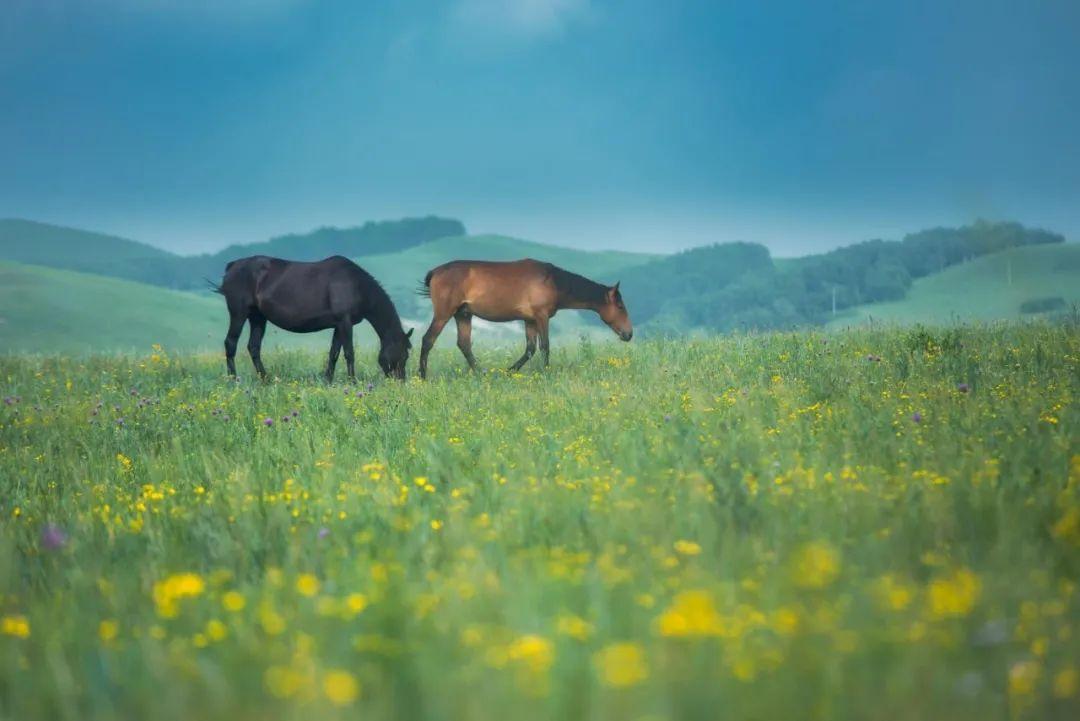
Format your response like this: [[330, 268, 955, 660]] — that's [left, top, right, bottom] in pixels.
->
[[0, 261, 217, 354], [827, 243, 1080, 327], [0, 218, 171, 268]]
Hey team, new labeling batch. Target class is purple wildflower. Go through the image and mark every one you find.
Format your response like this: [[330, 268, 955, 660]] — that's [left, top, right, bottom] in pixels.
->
[[957, 383, 970, 394], [912, 411, 922, 423], [263, 417, 274, 427], [317, 527, 330, 540], [281, 415, 290, 423], [366, 382, 375, 392], [41, 524, 68, 550], [663, 414, 673, 423], [291, 409, 299, 418]]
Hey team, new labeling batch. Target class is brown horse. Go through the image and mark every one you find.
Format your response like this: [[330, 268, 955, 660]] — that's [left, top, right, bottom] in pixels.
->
[[417, 259, 632, 378]]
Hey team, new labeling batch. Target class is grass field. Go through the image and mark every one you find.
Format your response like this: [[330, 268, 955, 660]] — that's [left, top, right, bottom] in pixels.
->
[[829, 244, 1080, 328], [1, 324, 1078, 720]]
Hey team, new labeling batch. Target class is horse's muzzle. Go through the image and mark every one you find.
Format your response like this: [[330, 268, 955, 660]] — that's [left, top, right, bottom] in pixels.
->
[[620, 330, 633, 342]]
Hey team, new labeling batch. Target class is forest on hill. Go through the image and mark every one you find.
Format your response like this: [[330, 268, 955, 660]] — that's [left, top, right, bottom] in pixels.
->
[[619, 220, 1065, 332]]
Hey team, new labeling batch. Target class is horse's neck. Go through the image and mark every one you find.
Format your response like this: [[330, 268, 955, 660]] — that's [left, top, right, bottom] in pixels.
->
[[367, 294, 403, 345], [558, 296, 599, 311], [556, 282, 607, 311]]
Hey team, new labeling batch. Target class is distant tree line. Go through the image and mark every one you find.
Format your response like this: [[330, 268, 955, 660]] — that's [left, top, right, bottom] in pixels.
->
[[621, 220, 1065, 332]]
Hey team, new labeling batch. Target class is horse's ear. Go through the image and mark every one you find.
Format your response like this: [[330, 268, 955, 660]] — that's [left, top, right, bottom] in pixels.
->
[[613, 281, 621, 293], [406, 328, 414, 339]]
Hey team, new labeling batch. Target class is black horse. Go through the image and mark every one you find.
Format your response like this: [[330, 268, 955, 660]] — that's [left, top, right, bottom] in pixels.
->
[[215, 255, 412, 380]]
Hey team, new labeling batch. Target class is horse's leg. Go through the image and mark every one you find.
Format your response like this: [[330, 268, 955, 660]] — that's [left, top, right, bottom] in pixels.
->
[[224, 310, 247, 378], [419, 314, 449, 380], [340, 321, 356, 381], [454, 311, 478, 371], [536, 315, 551, 368], [325, 327, 343, 383], [247, 312, 268, 379], [508, 321, 538, 371]]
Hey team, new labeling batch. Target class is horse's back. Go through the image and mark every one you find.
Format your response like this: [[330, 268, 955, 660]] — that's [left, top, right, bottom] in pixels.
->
[[428, 258, 551, 283], [424, 258, 558, 320]]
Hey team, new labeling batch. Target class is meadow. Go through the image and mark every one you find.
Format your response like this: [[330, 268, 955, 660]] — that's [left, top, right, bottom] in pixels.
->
[[0, 324, 1077, 720]]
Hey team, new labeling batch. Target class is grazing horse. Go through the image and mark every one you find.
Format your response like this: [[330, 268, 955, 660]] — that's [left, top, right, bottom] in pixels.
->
[[417, 259, 632, 378], [215, 255, 413, 381]]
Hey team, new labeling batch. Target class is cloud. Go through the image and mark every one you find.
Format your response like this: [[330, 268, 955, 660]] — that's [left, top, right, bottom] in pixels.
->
[[451, 0, 592, 40]]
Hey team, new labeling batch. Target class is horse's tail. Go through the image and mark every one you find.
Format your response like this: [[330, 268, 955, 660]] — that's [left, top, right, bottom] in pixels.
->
[[415, 269, 434, 298], [206, 278, 225, 295]]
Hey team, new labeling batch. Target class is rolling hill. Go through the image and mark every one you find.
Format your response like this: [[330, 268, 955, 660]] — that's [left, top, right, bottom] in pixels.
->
[[827, 243, 1080, 328], [0, 217, 467, 290], [0, 260, 222, 354], [0, 219, 170, 269]]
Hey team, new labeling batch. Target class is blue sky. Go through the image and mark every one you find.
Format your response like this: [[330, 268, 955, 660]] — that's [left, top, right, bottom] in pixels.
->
[[2, 0, 1078, 255]]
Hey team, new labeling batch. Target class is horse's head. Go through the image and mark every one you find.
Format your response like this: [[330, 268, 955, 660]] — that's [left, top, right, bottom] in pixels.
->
[[379, 328, 414, 379], [597, 282, 633, 342]]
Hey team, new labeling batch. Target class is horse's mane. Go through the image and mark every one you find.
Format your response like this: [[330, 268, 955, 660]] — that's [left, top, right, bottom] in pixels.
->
[[355, 264, 408, 341], [545, 264, 609, 306]]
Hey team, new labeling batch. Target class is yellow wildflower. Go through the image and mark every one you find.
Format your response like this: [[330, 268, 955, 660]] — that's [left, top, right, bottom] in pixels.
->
[[673, 540, 702, 556], [152, 573, 205, 618], [790, 542, 841, 589], [594, 642, 649, 688], [206, 619, 228, 642], [296, 574, 320, 597], [1, 615, 30, 638], [927, 568, 981, 619], [872, 574, 914, 611], [259, 603, 286, 636], [655, 590, 723, 637], [264, 666, 305, 699], [222, 591, 246, 612], [98, 619, 119, 643], [507, 634, 555, 673], [1053, 666, 1078, 698], [556, 614, 593, 641], [322, 669, 360, 706], [1008, 659, 1041, 698], [345, 593, 369, 616]]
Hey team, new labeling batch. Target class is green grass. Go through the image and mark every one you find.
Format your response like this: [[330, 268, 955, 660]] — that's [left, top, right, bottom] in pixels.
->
[[828, 244, 1080, 328], [1, 325, 1077, 720]]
